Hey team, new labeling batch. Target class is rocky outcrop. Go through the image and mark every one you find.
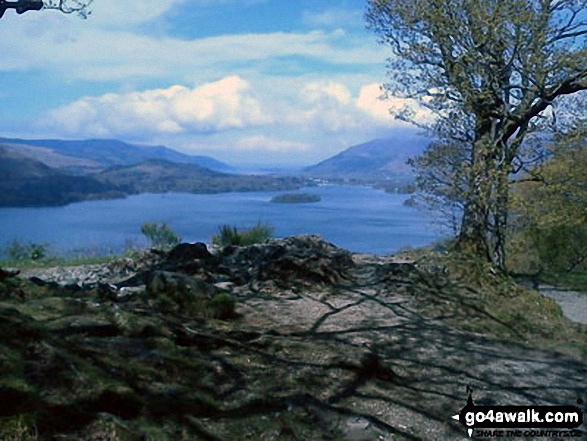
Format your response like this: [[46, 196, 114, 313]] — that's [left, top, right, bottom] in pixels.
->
[[220, 235, 354, 286], [146, 270, 217, 315], [2, 236, 586, 440]]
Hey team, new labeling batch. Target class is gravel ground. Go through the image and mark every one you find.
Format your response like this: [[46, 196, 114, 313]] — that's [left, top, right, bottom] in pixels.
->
[[539, 284, 587, 324]]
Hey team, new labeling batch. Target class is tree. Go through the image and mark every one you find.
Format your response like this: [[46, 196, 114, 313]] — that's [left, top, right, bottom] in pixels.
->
[[367, 0, 587, 267], [141, 222, 182, 250], [510, 128, 587, 274], [0, 0, 92, 19], [407, 139, 470, 235]]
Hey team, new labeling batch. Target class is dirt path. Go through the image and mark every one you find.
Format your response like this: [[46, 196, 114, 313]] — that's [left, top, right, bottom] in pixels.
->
[[221, 258, 587, 440], [539, 284, 587, 324], [10, 251, 587, 440]]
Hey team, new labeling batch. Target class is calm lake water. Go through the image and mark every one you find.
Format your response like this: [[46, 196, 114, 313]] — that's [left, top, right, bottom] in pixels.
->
[[0, 185, 446, 256]]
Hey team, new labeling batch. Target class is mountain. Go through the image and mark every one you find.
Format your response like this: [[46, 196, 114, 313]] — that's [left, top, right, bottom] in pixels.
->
[[0, 147, 120, 207], [304, 135, 431, 180], [96, 159, 306, 194], [0, 137, 232, 173]]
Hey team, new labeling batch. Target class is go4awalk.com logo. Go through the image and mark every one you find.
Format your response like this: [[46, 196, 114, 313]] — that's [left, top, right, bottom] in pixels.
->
[[452, 388, 584, 438]]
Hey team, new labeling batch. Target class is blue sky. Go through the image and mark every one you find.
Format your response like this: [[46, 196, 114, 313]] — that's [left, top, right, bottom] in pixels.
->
[[0, 0, 423, 166]]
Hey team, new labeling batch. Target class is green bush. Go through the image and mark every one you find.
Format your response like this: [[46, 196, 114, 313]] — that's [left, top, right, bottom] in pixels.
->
[[212, 222, 273, 247], [141, 222, 181, 250], [208, 293, 236, 319], [4, 239, 49, 262]]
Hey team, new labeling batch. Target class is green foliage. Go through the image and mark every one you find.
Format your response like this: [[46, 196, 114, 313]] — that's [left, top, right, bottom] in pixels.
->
[[408, 140, 470, 235], [212, 222, 274, 247], [0, 415, 38, 441], [509, 135, 587, 278], [4, 239, 50, 262], [141, 222, 181, 250], [367, 0, 587, 265], [209, 293, 236, 320]]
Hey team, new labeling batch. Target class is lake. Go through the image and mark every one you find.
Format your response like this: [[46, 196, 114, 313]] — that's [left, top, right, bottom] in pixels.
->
[[0, 185, 446, 256]]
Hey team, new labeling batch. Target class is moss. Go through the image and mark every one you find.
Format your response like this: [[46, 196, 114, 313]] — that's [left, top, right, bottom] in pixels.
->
[[208, 293, 236, 320], [0, 415, 38, 441]]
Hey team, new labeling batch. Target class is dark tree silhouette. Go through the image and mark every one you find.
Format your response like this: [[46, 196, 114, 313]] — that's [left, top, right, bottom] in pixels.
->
[[0, 0, 92, 19]]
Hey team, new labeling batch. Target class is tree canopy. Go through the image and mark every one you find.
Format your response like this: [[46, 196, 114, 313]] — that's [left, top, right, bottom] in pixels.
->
[[0, 0, 92, 19], [367, 0, 587, 266]]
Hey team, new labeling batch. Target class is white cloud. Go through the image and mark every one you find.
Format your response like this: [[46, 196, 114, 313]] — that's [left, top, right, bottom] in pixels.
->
[[40, 76, 431, 158], [301, 81, 353, 105], [45, 76, 270, 137], [0, 10, 387, 82], [288, 81, 428, 133], [302, 8, 363, 28], [357, 83, 436, 126], [79, 0, 185, 27], [236, 135, 310, 152]]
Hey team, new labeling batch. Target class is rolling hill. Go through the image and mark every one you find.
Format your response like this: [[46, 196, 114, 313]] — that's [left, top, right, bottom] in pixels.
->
[[304, 134, 431, 180], [0, 146, 308, 207], [96, 159, 306, 194], [0, 137, 232, 174], [0, 147, 120, 207]]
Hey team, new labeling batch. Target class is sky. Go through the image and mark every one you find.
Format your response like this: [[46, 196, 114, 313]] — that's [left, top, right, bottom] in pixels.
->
[[0, 0, 423, 167]]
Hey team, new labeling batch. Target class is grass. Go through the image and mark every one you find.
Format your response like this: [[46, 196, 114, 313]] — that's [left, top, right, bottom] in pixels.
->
[[0, 242, 145, 269], [212, 222, 274, 247], [541, 270, 587, 294], [399, 247, 587, 357]]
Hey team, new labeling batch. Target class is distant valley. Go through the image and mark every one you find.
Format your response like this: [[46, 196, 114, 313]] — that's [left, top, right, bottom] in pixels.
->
[[0, 135, 428, 207], [0, 138, 304, 207]]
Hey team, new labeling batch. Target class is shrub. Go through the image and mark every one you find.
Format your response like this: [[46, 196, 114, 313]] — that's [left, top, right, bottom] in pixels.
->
[[4, 239, 49, 262], [212, 222, 273, 247], [141, 222, 181, 250], [208, 293, 236, 319]]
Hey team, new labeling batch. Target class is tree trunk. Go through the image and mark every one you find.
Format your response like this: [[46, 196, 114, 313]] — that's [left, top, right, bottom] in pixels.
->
[[492, 154, 510, 269], [458, 197, 491, 259], [457, 135, 496, 261]]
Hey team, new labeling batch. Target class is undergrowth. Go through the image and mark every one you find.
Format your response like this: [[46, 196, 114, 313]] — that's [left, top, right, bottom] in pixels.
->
[[212, 222, 274, 247], [402, 248, 587, 356]]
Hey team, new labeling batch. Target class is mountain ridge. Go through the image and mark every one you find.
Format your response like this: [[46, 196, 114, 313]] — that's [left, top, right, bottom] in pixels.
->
[[0, 147, 121, 207], [0, 148, 307, 207], [0, 137, 232, 173], [304, 135, 431, 180]]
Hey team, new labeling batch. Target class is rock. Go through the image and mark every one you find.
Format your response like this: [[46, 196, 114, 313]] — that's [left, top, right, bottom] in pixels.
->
[[146, 270, 216, 314], [166, 242, 212, 262], [214, 281, 234, 291], [0, 269, 25, 300], [222, 235, 354, 286], [50, 317, 122, 338], [117, 286, 145, 302], [0, 267, 19, 280], [374, 261, 416, 282]]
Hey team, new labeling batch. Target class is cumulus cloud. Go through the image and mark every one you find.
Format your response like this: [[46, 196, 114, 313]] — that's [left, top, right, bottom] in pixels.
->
[[41, 76, 431, 156], [46, 76, 270, 137], [289, 81, 432, 133], [356, 83, 436, 126]]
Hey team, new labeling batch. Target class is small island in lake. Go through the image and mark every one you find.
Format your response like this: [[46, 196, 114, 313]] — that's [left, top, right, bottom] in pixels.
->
[[270, 193, 321, 203]]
